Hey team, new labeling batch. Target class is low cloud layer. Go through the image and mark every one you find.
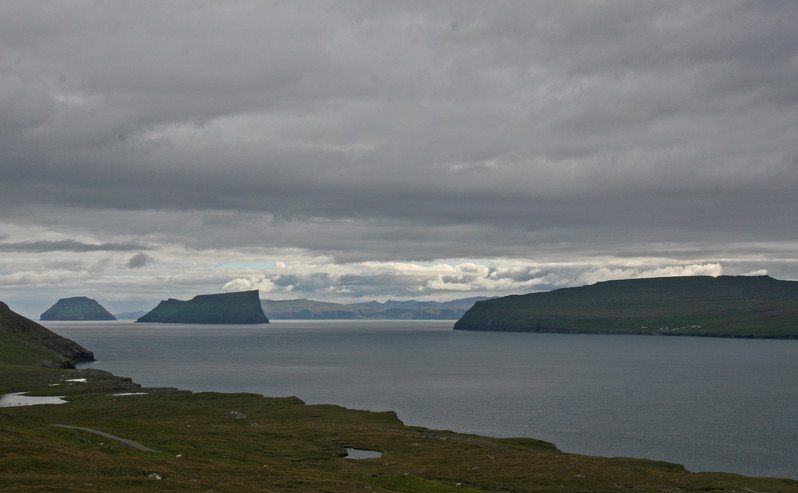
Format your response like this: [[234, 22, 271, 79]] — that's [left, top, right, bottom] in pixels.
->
[[223, 260, 726, 300], [2, 1, 797, 316]]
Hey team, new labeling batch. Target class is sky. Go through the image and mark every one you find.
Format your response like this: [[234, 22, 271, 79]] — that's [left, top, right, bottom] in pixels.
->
[[2, 1, 798, 318]]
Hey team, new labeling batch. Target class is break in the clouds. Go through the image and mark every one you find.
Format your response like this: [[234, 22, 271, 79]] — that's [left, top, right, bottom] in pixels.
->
[[1, 1, 798, 317]]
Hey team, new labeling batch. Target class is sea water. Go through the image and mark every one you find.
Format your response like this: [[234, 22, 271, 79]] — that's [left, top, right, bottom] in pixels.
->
[[45, 320, 798, 479]]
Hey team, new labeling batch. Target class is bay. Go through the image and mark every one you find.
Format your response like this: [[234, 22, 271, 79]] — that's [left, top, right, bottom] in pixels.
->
[[45, 320, 798, 480]]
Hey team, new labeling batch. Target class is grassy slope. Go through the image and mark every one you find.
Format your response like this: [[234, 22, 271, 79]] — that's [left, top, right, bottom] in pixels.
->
[[454, 275, 798, 337], [0, 301, 94, 367], [3, 302, 798, 491], [4, 389, 798, 492]]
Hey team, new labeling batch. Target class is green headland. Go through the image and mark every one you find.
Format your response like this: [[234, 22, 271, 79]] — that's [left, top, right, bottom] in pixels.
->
[[454, 275, 798, 338], [1, 301, 95, 368], [2, 300, 798, 491]]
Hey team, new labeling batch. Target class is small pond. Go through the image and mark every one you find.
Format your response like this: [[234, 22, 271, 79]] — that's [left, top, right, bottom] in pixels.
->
[[0, 392, 67, 407], [345, 448, 383, 460]]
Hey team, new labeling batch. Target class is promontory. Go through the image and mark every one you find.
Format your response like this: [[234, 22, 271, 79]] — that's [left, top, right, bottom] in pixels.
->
[[453, 275, 798, 338], [2, 301, 95, 367], [137, 290, 269, 324], [40, 296, 116, 321]]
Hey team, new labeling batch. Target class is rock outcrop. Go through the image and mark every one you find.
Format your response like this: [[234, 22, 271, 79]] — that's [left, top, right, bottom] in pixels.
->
[[137, 290, 269, 324], [40, 296, 116, 321]]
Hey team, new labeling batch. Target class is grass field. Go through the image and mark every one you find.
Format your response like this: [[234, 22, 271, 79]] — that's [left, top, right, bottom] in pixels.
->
[[3, 363, 798, 492]]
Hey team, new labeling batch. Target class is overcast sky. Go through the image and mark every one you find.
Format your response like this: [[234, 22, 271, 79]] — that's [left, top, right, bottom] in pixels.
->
[[2, 1, 798, 317]]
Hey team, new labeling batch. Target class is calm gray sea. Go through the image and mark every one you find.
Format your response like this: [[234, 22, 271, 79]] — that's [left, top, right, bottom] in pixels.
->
[[45, 320, 798, 480]]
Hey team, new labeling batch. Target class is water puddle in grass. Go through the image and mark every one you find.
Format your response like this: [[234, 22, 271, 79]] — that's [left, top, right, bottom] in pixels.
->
[[0, 392, 67, 407], [345, 448, 383, 460]]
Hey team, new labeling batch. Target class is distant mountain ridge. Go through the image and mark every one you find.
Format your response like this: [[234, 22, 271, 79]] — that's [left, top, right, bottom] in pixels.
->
[[114, 310, 147, 320], [137, 290, 269, 324], [40, 296, 116, 321], [1, 301, 95, 367], [261, 296, 489, 320], [454, 275, 798, 338]]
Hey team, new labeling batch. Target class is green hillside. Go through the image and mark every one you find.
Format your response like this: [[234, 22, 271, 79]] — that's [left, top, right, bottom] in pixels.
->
[[138, 290, 269, 324], [0, 301, 94, 367], [454, 275, 798, 338], [40, 296, 116, 321]]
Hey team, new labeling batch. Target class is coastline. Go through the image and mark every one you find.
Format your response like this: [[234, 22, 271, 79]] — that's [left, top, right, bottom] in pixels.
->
[[44, 319, 798, 480], [4, 311, 797, 489], [3, 362, 798, 490]]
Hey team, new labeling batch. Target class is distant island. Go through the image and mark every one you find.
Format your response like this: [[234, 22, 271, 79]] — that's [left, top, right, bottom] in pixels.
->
[[137, 290, 269, 324], [261, 297, 488, 320], [454, 275, 798, 338], [40, 296, 116, 321]]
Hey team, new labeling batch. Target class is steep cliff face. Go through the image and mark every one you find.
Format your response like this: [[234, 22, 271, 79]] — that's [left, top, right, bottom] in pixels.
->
[[137, 290, 269, 324], [1, 301, 95, 367], [40, 296, 116, 321], [454, 275, 798, 338]]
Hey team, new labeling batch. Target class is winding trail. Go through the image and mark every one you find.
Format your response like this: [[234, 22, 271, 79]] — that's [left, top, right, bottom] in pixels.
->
[[51, 424, 157, 452]]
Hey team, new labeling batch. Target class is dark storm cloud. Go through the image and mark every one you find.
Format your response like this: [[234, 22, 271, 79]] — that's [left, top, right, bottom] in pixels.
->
[[127, 252, 153, 269]]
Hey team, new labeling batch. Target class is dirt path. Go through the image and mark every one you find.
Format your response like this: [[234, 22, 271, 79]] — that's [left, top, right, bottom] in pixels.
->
[[51, 424, 157, 452]]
